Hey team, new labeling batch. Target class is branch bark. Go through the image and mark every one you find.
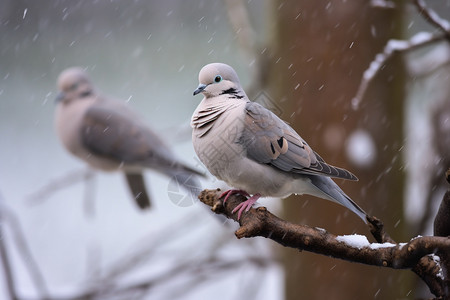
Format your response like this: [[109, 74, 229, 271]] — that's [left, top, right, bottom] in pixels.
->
[[198, 188, 450, 298]]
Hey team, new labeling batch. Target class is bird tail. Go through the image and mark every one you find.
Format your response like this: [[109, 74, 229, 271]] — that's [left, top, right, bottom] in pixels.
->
[[308, 175, 368, 223], [124, 173, 151, 209], [166, 170, 203, 207]]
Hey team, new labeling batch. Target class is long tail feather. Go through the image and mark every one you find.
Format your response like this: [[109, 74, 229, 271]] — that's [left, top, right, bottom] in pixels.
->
[[308, 175, 367, 223], [124, 173, 151, 209]]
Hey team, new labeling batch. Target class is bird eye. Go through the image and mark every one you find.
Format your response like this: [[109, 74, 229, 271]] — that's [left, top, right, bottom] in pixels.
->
[[214, 75, 222, 83], [69, 83, 78, 91]]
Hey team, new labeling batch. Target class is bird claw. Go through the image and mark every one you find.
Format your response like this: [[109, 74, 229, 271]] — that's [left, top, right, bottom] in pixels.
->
[[219, 190, 261, 220], [231, 193, 261, 220], [219, 189, 250, 203]]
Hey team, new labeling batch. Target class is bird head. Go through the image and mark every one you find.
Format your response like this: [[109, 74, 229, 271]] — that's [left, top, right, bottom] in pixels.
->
[[193, 63, 244, 99], [55, 67, 95, 104]]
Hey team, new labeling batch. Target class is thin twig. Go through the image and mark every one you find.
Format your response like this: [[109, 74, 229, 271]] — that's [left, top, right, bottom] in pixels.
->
[[2, 205, 50, 298], [413, 0, 450, 40], [352, 32, 444, 110], [223, 0, 257, 61], [23, 255, 271, 300], [0, 193, 17, 300], [223, 0, 270, 98], [26, 168, 95, 205]]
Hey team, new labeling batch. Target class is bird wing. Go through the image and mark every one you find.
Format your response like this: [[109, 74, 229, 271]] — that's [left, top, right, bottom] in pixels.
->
[[240, 102, 358, 181], [81, 101, 202, 176]]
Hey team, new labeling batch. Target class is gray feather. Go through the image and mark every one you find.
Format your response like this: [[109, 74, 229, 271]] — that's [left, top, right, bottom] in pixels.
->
[[241, 102, 357, 181], [308, 175, 367, 223], [82, 102, 203, 177]]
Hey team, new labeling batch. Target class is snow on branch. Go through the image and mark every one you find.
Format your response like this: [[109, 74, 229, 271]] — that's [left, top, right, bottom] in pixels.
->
[[413, 0, 450, 38], [370, 0, 396, 9], [352, 32, 444, 110], [353, 0, 450, 110], [198, 188, 450, 298]]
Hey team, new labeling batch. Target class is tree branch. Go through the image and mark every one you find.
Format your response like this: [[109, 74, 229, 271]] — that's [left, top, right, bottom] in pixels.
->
[[198, 188, 449, 297], [2, 205, 50, 299], [352, 31, 444, 110], [413, 0, 450, 41], [431, 169, 450, 295], [0, 203, 17, 300]]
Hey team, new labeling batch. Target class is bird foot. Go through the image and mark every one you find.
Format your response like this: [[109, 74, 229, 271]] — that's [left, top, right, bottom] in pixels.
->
[[219, 189, 250, 203], [232, 193, 261, 220]]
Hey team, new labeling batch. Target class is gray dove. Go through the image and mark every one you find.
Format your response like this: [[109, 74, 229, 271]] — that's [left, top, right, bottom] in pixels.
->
[[191, 63, 368, 223], [55, 67, 203, 209]]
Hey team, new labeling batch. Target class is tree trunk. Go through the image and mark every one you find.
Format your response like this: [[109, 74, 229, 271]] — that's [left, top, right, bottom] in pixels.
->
[[267, 1, 414, 299]]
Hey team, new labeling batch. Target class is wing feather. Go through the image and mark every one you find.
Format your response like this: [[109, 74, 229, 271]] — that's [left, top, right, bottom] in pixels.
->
[[81, 102, 203, 176], [241, 102, 357, 181]]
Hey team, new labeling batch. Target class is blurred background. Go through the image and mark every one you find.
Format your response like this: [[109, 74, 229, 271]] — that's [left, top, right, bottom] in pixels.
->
[[0, 0, 449, 299]]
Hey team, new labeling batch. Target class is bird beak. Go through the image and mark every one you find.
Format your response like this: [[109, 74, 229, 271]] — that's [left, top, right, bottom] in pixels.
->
[[54, 92, 65, 103], [193, 84, 207, 96]]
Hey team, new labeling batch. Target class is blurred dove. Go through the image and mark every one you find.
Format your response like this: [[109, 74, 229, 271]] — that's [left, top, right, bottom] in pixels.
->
[[55, 67, 203, 210], [191, 63, 367, 222]]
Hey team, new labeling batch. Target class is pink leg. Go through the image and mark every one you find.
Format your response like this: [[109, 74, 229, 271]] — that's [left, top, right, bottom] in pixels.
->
[[232, 193, 261, 220], [219, 189, 250, 203]]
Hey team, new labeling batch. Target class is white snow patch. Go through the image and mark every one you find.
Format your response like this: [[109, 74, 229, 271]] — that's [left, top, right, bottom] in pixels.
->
[[336, 234, 370, 249], [314, 227, 326, 233], [370, 0, 395, 8], [363, 53, 384, 80], [410, 31, 434, 45], [416, 0, 450, 31], [386, 39, 409, 51], [346, 129, 376, 168], [369, 242, 396, 249], [431, 255, 444, 280]]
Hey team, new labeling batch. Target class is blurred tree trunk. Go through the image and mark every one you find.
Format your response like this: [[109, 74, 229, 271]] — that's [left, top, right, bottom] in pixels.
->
[[266, 1, 415, 299]]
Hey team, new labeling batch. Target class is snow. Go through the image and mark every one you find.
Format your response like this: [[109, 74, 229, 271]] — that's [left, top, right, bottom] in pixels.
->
[[0, 2, 278, 298], [336, 234, 370, 249], [410, 31, 434, 45], [353, 31, 438, 110], [386, 39, 409, 52], [416, 0, 450, 31], [337, 235, 401, 250], [362, 53, 384, 80], [430, 255, 444, 280], [315, 227, 326, 232], [370, 0, 395, 9], [369, 242, 396, 249]]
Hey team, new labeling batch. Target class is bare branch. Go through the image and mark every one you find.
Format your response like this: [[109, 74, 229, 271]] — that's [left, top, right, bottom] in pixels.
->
[[24, 254, 271, 300], [352, 32, 444, 110], [223, 0, 271, 98], [413, 0, 450, 40], [223, 0, 257, 62], [198, 188, 449, 297], [2, 205, 50, 298], [0, 196, 17, 300], [26, 168, 95, 205]]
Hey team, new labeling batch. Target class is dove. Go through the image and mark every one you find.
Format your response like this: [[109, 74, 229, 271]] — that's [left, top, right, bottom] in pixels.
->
[[191, 63, 368, 223], [55, 67, 203, 210]]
